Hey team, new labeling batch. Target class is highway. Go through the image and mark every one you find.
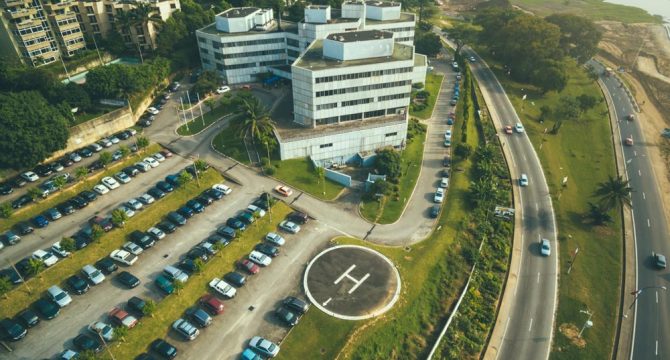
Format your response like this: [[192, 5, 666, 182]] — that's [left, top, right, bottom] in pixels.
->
[[454, 43, 559, 359], [590, 60, 670, 359]]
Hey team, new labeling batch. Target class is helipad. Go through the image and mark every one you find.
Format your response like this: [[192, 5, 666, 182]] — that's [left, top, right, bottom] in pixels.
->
[[303, 245, 401, 320]]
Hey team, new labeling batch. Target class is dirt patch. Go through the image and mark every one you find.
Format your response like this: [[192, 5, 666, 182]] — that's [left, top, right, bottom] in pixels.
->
[[637, 56, 670, 83], [559, 323, 587, 348]]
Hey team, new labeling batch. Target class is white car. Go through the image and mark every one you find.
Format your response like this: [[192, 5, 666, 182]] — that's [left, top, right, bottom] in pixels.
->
[[126, 199, 143, 211], [444, 130, 452, 140], [519, 174, 529, 187], [118, 205, 135, 218], [138, 193, 155, 205], [47, 285, 72, 307], [135, 161, 151, 172], [33, 249, 58, 267], [434, 188, 445, 203], [123, 241, 143, 255], [93, 184, 110, 195], [440, 177, 449, 188], [143, 157, 159, 168], [540, 238, 551, 256], [209, 278, 237, 298], [114, 172, 132, 184], [265, 232, 285, 246], [21, 171, 39, 182], [51, 241, 71, 258], [110, 249, 138, 265], [249, 336, 280, 358], [147, 107, 160, 115], [88, 321, 114, 342], [102, 177, 120, 190], [249, 250, 272, 266], [69, 152, 82, 162], [444, 138, 451, 147], [279, 220, 301, 234], [81, 264, 105, 285], [147, 227, 166, 240], [108, 136, 120, 144], [213, 183, 232, 195], [514, 122, 525, 133], [98, 139, 112, 148], [247, 205, 266, 217], [469, 56, 476, 62], [90, 143, 103, 152], [152, 153, 166, 162], [216, 86, 231, 94]]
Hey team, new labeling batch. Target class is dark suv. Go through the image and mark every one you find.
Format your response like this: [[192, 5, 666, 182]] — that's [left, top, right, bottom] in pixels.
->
[[129, 230, 155, 249], [287, 211, 309, 224]]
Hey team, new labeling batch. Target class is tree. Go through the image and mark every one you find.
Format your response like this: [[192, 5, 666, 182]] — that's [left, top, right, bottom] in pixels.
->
[[177, 170, 193, 186], [535, 60, 567, 93], [27, 258, 45, 277], [0, 92, 69, 169], [119, 145, 131, 158], [193, 258, 205, 273], [552, 96, 582, 133], [60, 237, 76, 252], [546, 13, 602, 64], [194, 159, 208, 172], [414, 32, 442, 57], [539, 105, 551, 123], [53, 175, 67, 190], [375, 148, 402, 181], [75, 166, 89, 182], [239, 97, 275, 142], [131, 3, 163, 49], [594, 175, 632, 211], [0, 276, 11, 298], [173, 279, 184, 294], [28, 187, 44, 201], [455, 143, 473, 158], [136, 136, 149, 150], [192, 70, 222, 96], [286, 1, 306, 21], [99, 151, 112, 167], [0, 202, 12, 219], [369, 178, 390, 195], [90, 224, 104, 242], [113, 326, 128, 342], [449, 22, 480, 55], [143, 299, 157, 317], [585, 202, 613, 225], [577, 94, 598, 111], [111, 209, 129, 227]]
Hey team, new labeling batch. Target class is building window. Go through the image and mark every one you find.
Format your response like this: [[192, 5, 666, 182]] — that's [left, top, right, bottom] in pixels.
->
[[86, 6, 93, 13], [92, 24, 99, 32], [364, 110, 385, 118], [202, 58, 210, 64], [105, 5, 112, 12], [386, 132, 397, 137], [287, 49, 300, 58], [316, 102, 337, 111], [378, 93, 409, 102], [214, 53, 223, 60], [170, 3, 176, 8], [88, 15, 97, 24], [341, 98, 373, 107], [200, 48, 208, 54], [216, 63, 224, 71], [340, 113, 362, 122], [315, 116, 338, 126], [319, 143, 333, 149], [286, 38, 299, 47], [211, 40, 220, 48]]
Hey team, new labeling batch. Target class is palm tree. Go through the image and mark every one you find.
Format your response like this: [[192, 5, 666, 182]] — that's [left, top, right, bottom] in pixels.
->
[[239, 97, 275, 141], [594, 175, 632, 211], [585, 202, 613, 225], [130, 3, 163, 50]]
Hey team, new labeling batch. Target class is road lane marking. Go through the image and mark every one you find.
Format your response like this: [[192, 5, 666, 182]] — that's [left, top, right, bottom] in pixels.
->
[[643, 192, 646, 200], [638, 170, 642, 176], [634, 151, 637, 157], [528, 318, 533, 332], [648, 219, 651, 227], [656, 340, 658, 356], [322, 297, 332, 306], [537, 272, 540, 284], [656, 291, 659, 303]]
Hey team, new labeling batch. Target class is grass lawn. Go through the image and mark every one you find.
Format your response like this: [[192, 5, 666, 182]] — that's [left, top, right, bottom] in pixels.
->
[[511, 0, 661, 23], [411, 74, 444, 120], [211, 122, 251, 166], [279, 93, 481, 359], [359, 121, 426, 224], [176, 104, 237, 136], [0, 169, 222, 320], [108, 202, 293, 359], [271, 158, 344, 201], [0, 144, 162, 234], [491, 60, 622, 359]]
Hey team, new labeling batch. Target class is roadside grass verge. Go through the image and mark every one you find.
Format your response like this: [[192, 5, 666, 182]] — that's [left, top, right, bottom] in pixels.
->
[[359, 120, 426, 223], [108, 202, 292, 359], [0, 170, 222, 320], [411, 74, 444, 119], [511, 0, 661, 23], [491, 59, 622, 359], [176, 94, 241, 136], [212, 122, 251, 166], [0, 144, 162, 234], [279, 86, 480, 359], [270, 158, 344, 201]]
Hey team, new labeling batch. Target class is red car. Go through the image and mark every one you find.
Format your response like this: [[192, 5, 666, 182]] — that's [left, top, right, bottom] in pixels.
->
[[160, 150, 173, 158], [89, 216, 113, 232], [109, 307, 138, 329], [199, 294, 224, 315], [504, 125, 513, 135], [237, 259, 260, 275]]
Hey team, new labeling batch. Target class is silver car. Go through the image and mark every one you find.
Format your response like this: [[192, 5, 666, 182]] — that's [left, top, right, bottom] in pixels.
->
[[47, 285, 72, 307], [82, 264, 105, 285]]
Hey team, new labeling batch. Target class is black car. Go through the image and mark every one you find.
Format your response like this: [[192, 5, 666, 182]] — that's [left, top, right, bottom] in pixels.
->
[[88, 160, 104, 172], [255, 243, 279, 257], [15, 258, 32, 278], [33, 298, 60, 319], [129, 230, 155, 249], [206, 234, 230, 248], [151, 339, 177, 359], [252, 198, 269, 211], [185, 307, 212, 328], [117, 271, 141, 288], [195, 195, 213, 207], [275, 306, 300, 327], [177, 205, 194, 218], [123, 166, 140, 177], [127, 296, 146, 316], [148, 188, 166, 200], [116, 131, 131, 140], [177, 259, 197, 275], [96, 257, 118, 274], [0, 318, 27, 341], [288, 211, 309, 224], [1, 268, 22, 284], [283, 296, 310, 314], [226, 217, 245, 230], [66, 274, 90, 295], [12, 195, 33, 209], [186, 247, 209, 262], [167, 212, 186, 226], [0, 183, 12, 195], [15, 309, 39, 328], [156, 181, 174, 193], [15, 222, 34, 235], [57, 202, 76, 215], [79, 148, 93, 158], [157, 221, 177, 234], [204, 188, 223, 200], [73, 233, 90, 250], [34, 164, 53, 177], [60, 157, 74, 167], [138, 118, 152, 127], [79, 190, 98, 202], [216, 226, 236, 240], [70, 196, 89, 209], [186, 199, 205, 213], [429, 205, 441, 218], [223, 272, 246, 287], [136, 353, 156, 360], [73, 334, 103, 353]]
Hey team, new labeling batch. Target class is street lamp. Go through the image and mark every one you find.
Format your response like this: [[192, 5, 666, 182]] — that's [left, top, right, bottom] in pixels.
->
[[578, 309, 594, 338], [623, 286, 668, 319]]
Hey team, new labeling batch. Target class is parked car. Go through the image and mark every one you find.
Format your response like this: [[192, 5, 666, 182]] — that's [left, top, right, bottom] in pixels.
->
[[186, 247, 209, 263], [430, 204, 441, 218], [248, 251, 272, 267], [155, 275, 174, 294], [287, 211, 308, 224], [216, 85, 231, 94], [88, 321, 114, 342], [186, 199, 205, 213], [205, 188, 224, 200], [16, 309, 39, 328], [12, 195, 33, 209], [70, 196, 88, 209], [89, 216, 113, 232], [115, 172, 132, 184], [178, 259, 198, 275], [283, 296, 310, 314], [212, 183, 232, 195], [45, 207, 62, 221], [33, 298, 60, 319], [73, 334, 102, 353], [185, 307, 212, 328], [167, 211, 187, 226], [66, 274, 90, 295], [279, 220, 300, 234], [130, 230, 155, 249], [275, 306, 300, 327], [122, 242, 143, 255], [20, 171, 40, 182], [157, 221, 177, 234], [109, 307, 138, 329], [32, 249, 58, 267], [223, 271, 246, 287], [249, 336, 280, 358], [123, 166, 140, 177], [96, 257, 118, 274], [199, 294, 225, 315], [238, 259, 260, 275], [0, 319, 26, 343], [255, 243, 279, 257], [241, 348, 264, 360], [209, 278, 237, 298], [144, 157, 160, 168], [177, 205, 194, 218], [163, 265, 189, 283], [172, 318, 199, 340], [274, 185, 293, 197], [135, 161, 151, 172], [110, 249, 138, 266], [157, 181, 174, 193], [265, 232, 285, 246], [147, 227, 166, 240], [47, 285, 72, 307], [116, 271, 141, 288], [150, 339, 177, 359], [226, 217, 246, 231], [217, 226, 237, 240], [57, 201, 75, 215], [2, 230, 20, 245], [32, 214, 49, 228], [434, 188, 445, 203], [82, 264, 105, 285], [127, 296, 146, 316], [148, 187, 166, 199], [138, 193, 155, 205]]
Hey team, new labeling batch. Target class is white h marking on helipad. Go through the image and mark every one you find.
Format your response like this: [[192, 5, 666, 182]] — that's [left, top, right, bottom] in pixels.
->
[[334, 264, 370, 294], [322, 297, 332, 306]]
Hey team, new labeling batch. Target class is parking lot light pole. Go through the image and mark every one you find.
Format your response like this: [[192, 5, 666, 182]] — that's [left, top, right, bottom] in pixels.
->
[[95, 329, 116, 360], [578, 309, 594, 338], [623, 286, 667, 319]]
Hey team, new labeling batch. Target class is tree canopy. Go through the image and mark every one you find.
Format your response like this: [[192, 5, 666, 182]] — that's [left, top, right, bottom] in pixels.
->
[[84, 58, 170, 100], [0, 91, 70, 169], [546, 13, 602, 64], [415, 32, 442, 58], [375, 148, 402, 181]]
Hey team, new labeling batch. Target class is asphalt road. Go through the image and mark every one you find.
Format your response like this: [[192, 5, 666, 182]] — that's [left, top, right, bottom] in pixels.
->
[[460, 47, 558, 360], [590, 61, 670, 359]]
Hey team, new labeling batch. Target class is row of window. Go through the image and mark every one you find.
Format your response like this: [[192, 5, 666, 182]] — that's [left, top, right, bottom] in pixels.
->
[[315, 67, 413, 84], [316, 102, 337, 111], [56, 17, 78, 26], [201, 37, 285, 48], [396, 36, 413, 42], [15, 24, 45, 36], [65, 37, 84, 46], [315, 80, 411, 98], [28, 44, 56, 57], [220, 48, 285, 59], [386, 26, 413, 33], [60, 27, 81, 37], [315, 108, 396, 125], [315, 92, 408, 111], [23, 35, 49, 47], [378, 93, 409, 102], [341, 98, 373, 107]]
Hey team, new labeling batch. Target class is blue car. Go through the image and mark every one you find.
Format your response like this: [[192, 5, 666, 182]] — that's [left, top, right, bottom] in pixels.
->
[[177, 206, 194, 218], [226, 217, 246, 231], [165, 174, 180, 187], [186, 200, 204, 213], [156, 181, 174, 193], [32, 215, 49, 228], [241, 348, 263, 360]]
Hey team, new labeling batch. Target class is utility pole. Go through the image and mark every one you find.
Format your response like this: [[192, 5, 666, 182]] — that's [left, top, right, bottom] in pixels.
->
[[197, 93, 205, 127], [193, 154, 200, 187], [578, 309, 593, 338], [624, 286, 667, 318], [95, 328, 116, 360], [7, 260, 30, 294], [180, 97, 189, 132], [567, 246, 579, 274]]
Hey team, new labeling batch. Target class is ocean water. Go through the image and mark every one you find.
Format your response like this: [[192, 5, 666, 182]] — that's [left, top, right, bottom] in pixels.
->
[[604, 0, 670, 23]]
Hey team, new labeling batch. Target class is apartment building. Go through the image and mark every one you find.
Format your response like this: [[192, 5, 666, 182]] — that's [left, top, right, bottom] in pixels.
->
[[0, 0, 180, 66]]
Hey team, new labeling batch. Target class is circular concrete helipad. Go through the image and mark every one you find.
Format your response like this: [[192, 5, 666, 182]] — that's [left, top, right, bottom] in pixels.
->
[[303, 245, 401, 320]]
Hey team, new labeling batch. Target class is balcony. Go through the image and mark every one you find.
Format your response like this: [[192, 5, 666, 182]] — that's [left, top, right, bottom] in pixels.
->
[[4, 0, 26, 7], [6, 8, 36, 19]]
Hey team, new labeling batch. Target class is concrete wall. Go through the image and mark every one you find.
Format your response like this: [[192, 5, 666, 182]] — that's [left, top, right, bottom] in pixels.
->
[[325, 168, 352, 187]]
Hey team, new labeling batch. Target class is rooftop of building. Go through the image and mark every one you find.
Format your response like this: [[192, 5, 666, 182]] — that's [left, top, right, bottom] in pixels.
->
[[342, 0, 365, 5], [276, 111, 407, 142], [326, 29, 392, 43], [294, 39, 413, 70], [198, 20, 298, 37], [365, 1, 400, 7], [414, 53, 426, 66], [306, 4, 329, 9], [365, 11, 415, 24], [219, 7, 259, 18]]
